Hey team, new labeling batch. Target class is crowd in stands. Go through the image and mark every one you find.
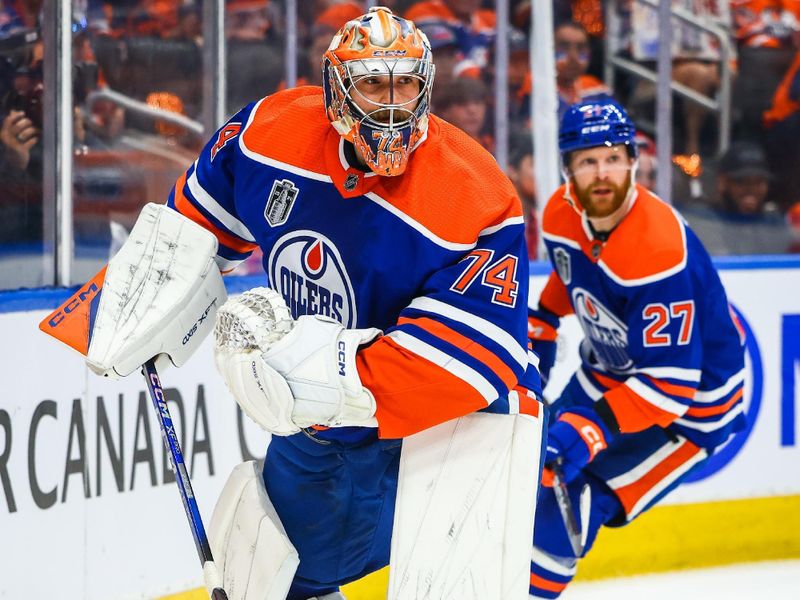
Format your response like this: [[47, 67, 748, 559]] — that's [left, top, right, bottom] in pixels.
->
[[1, 0, 799, 285]]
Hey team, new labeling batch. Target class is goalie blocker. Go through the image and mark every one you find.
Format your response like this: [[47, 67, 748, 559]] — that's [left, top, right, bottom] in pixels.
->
[[40, 202, 227, 377]]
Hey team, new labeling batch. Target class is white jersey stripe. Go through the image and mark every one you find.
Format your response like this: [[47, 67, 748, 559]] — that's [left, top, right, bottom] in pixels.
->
[[407, 297, 528, 368], [531, 547, 577, 577], [627, 448, 708, 520], [188, 163, 256, 242], [478, 215, 524, 237], [542, 231, 581, 250], [627, 378, 688, 416], [635, 366, 702, 383], [606, 440, 683, 491], [387, 330, 497, 403], [577, 368, 604, 401], [674, 403, 744, 432], [694, 369, 746, 402], [214, 255, 245, 272]]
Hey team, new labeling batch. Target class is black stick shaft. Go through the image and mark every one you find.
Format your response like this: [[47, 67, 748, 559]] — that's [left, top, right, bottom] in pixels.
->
[[550, 461, 584, 558]]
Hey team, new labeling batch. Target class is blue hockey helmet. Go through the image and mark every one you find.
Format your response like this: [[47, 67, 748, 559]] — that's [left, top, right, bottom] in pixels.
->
[[558, 98, 638, 162]]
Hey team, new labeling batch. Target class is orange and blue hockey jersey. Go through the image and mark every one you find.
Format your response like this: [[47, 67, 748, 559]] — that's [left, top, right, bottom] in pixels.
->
[[539, 183, 746, 449], [167, 86, 537, 439]]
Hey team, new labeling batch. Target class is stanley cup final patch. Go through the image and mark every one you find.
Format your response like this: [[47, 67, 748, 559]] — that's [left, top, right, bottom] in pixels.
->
[[265, 179, 299, 227], [553, 247, 572, 284]]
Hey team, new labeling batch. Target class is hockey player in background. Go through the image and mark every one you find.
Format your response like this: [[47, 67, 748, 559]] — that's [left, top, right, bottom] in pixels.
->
[[527, 99, 746, 598], [167, 7, 540, 600]]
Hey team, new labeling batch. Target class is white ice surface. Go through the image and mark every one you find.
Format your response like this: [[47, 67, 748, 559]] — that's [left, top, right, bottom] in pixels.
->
[[562, 560, 800, 599]]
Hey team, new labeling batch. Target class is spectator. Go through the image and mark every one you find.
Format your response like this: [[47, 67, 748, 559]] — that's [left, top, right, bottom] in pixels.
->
[[226, 0, 282, 110], [405, 0, 495, 72], [433, 76, 492, 151], [763, 48, 800, 208], [635, 131, 658, 192], [0, 22, 43, 248], [508, 21, 610, 129], [227, 0, 272, 42], [302, 2, 364, 87], [506, 132, 538, 259], [680, 141, 794, 254], [0, 0, 41, 38], [787, 201, 800, 251], [732, 0, 800, 139], [624, 0, 727, 163], [553, 20, 610, 120], [419, 20, 481, 84]]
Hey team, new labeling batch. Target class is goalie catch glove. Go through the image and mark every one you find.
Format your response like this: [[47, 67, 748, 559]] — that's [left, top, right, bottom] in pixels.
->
[[213, 287, 381, 435]]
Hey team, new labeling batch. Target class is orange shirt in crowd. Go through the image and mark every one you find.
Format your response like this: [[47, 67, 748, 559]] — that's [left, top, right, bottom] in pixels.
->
[[405, 1, 496, 32], [764, 50, 800, 125], [571, 0, 604, 37], [558, 74, 610, 107], [731, 0, 800, 47]]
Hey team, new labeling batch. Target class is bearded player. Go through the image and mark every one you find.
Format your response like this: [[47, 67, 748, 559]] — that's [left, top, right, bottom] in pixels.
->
[[526, 99, 746, 597]]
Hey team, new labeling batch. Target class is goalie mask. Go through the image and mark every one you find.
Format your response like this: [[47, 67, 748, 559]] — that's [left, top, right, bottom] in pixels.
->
[[323, 7, 434, 177]]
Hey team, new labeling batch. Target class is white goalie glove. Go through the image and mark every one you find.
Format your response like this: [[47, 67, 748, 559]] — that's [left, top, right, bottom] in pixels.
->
[[213, 287, 381, 435]]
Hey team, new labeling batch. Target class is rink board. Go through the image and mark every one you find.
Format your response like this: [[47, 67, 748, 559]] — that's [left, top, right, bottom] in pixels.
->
[[0, 258, 798, 599]]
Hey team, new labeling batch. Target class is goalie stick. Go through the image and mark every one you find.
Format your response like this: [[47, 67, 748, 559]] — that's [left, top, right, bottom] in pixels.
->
[[142, 359, 228, 600], [39, 204, 231, 599]]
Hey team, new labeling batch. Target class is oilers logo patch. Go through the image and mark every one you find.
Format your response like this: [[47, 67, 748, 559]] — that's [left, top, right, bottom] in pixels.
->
[[268, 230, 357, 328], [572, 287, 632, 371], [553, 247, 572, 284], [264, 179, 299, 227]]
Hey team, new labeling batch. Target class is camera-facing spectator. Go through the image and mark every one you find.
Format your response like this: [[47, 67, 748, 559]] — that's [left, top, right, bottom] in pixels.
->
[[227, 0, 273, 42], [433, 76, 492, 151], [680, 142, 794, 255], [553, 20, 609, 120]]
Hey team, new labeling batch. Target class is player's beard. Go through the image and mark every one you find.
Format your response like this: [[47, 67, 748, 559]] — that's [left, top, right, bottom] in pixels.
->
[[573, 171, 632, 219]]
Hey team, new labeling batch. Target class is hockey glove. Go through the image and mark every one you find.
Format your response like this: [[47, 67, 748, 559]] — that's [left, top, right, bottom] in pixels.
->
[[542, 406, 612, 486], [214, 288, 381, 435], [527, 307, 559, 385]]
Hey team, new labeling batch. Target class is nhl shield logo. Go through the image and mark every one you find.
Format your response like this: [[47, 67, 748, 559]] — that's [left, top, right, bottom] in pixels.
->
[[553, 247, 572, 284], [264, 179, 299, 227]]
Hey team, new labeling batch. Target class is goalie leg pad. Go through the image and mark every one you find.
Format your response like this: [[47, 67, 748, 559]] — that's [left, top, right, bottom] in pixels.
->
[[209, 461, 300, 600], [388, 411, 544, 600]]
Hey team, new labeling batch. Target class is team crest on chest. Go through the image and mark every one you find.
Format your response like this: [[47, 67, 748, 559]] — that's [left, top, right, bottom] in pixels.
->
[[572, 287, 632, 371], [553, 247, 572, 284], [268, 230, 357, 328], [264, 179, 300, 227]]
